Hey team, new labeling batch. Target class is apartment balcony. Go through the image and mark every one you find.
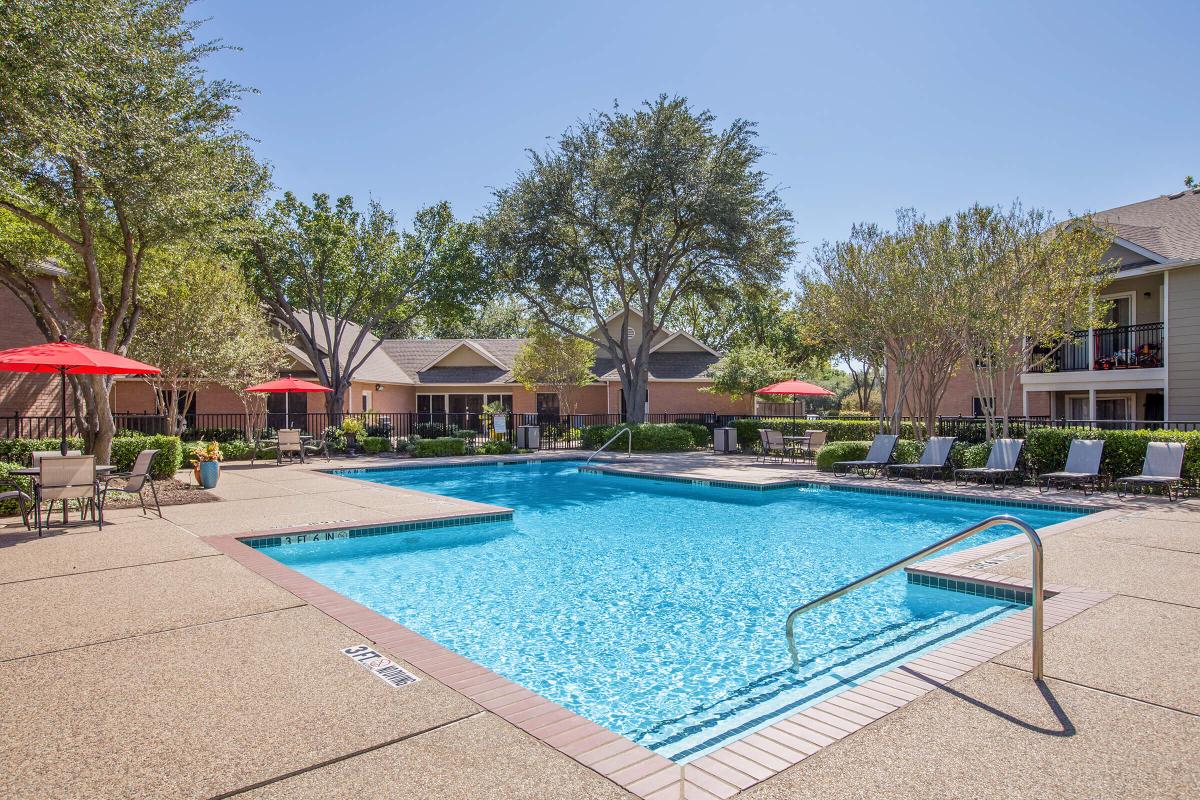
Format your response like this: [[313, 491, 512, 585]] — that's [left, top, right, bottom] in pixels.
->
[[1021, 322, 1165, 392]]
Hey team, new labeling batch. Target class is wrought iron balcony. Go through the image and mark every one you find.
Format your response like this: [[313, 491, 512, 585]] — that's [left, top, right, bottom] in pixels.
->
[[1029, 322, 1164, 373]]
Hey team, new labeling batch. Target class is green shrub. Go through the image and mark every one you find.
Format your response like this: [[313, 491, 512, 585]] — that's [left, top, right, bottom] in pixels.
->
[[674, 422, 710, 449], [732, 418, 921, 449], [1024, 427, 1200, 482], [0, 460, 31, 516], [361, 436, 391, 454], [958, 442, 992, 469], [830, 410, 873, 419], [892, 440, 921, 465], [217, 440, 254, 461], [0, 436, 86, 465], [477, 439, 515, 456], [815, 441, 870, 471], [111, 434, 183, 479], [412, 437, 466, 458], [581, 423, 694, 452]]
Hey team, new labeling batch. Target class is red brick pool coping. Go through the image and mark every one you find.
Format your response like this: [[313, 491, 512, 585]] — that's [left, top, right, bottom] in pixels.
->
[[205, 502, 1115, 799]]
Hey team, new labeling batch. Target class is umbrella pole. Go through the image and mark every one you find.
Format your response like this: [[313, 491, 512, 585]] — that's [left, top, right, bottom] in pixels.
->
[[60, 367, 68, 456], [285, 392, 290, 429]]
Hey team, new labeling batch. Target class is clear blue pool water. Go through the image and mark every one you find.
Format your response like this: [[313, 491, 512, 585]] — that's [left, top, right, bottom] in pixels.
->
[[262, 461, 1084, 761]]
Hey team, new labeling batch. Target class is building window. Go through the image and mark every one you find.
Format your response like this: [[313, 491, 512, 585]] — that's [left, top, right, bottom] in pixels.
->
[[536, 392, 560, 421], [361, 391, 371, 412], [972, 397, 994, 417]]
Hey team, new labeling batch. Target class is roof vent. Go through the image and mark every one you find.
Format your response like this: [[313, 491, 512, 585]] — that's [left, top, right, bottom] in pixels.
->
[[1167, 191, 1186, 199]]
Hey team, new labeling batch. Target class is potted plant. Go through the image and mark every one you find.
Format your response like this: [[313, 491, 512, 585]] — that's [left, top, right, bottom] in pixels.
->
[[340, 417, 366, 456], [190, 440, 222, 489]]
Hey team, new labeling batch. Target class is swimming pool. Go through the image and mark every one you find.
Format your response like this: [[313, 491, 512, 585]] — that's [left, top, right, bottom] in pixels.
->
[[260, 460, 1084, 761]]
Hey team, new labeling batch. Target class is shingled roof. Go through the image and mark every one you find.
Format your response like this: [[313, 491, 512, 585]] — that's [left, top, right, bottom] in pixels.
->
[[1093, 188, 1200, 262], [375, 336, 721, 385]]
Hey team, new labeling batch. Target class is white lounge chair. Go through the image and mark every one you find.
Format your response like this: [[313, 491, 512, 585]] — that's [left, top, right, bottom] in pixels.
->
[[886, 436, 956, 483], [833, 434, 899, 478], [1116, 442, 1186, 501], [1039, 439, 1104, 495]]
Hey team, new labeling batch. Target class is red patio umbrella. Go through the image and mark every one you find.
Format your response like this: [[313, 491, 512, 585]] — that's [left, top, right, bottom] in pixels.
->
[[0, 335, 161, 455], [244, 376, 332, 428], [754, 379, 834, 428]]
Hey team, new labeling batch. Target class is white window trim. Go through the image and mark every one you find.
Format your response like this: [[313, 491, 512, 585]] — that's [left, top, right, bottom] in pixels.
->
[[1100, 290, 1137, 326], [1065, 392, 1136, 422]]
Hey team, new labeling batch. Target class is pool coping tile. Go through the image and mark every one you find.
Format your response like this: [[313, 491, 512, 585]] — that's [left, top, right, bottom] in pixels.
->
[[202, 477, 1113, 799]]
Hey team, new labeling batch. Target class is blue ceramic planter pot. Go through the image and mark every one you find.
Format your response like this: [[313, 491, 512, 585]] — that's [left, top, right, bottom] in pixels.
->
[[199, 460, 220, 489]]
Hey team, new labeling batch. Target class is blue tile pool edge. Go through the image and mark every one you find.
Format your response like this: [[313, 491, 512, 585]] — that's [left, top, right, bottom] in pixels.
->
[[239, 511, 514, 550]]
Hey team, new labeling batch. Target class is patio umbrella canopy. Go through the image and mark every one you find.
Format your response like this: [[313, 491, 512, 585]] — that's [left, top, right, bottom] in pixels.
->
[[0, 336, 161, 455], [244, 376, 332, 427], [754, 380, 835, 428]]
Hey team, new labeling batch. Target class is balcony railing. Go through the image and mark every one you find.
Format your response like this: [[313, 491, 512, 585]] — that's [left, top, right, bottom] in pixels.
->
[[1030, 322, 1164, 373]]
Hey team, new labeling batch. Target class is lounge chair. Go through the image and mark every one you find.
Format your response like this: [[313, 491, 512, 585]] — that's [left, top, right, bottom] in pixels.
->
[[796, 430, 827, 464], [1115, 442, 1186, 501], [954, 438, 1024, 489], [886, 436, 956, 483], [1039, 439, 1105, 495], [34, 454, 101, 535], [100, 449, 162, 518], [832, 434, 899, 478], [758, 429, 790, 463]]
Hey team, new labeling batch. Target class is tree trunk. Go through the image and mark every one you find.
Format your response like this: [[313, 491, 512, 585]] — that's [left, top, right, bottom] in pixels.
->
[[89, 374, 116, 466], [622, 367, 649, 423], [325, 386, 346, 427]]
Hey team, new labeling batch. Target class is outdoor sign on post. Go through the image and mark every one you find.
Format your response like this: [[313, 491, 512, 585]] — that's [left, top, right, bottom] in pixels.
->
[[493, 414, 507, 435]]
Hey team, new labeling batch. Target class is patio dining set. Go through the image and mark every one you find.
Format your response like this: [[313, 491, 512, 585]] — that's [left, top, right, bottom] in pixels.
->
[[1, 447, 162, 536]]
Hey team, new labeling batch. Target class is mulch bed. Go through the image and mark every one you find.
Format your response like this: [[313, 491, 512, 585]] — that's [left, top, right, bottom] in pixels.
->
[[100, 477, 219, 509]]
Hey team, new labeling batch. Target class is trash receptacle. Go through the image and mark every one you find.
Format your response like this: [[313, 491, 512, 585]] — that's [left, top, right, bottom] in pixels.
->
[[516, 425, 541, 450], [713, 427, 738, 453]]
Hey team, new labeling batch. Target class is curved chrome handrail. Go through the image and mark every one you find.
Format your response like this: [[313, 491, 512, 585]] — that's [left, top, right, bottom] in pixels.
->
[[785, 514, 1044, 680], [585, 426, 633, 464]]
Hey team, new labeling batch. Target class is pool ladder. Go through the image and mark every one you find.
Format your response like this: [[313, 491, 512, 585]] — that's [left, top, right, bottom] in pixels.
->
[[585, 427, 633, 464], [784, 515, 1045, 681]]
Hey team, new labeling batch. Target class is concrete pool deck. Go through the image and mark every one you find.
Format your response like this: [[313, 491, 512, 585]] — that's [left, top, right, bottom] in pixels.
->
[[1, 452, 1197, 798]]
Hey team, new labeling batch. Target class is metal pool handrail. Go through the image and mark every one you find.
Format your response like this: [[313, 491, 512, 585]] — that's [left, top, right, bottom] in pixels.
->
[[585, 427, 633, 464], [785, 514, 1044, 680]]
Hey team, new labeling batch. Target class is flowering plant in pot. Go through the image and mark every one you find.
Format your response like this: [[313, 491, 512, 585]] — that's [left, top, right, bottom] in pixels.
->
[[190, 440, 223, 489], [340, 417, 366, 455]]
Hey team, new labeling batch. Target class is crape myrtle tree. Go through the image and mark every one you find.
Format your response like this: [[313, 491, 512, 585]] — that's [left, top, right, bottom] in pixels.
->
[[246, 193, 483, 418], [510, 326, 598, 418], [0, 0, 267, 462], [482, 96, 796, 422], [961, 204, 1115, 439]]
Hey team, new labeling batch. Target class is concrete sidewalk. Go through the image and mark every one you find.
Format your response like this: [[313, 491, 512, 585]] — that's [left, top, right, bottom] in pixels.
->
[[0, 454, 1196, 798]]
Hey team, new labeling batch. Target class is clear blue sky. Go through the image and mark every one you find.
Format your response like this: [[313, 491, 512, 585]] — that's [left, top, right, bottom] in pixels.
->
[[194, 0, 1198, 268]]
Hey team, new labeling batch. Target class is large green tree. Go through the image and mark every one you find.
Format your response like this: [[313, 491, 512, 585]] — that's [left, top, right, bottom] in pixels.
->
[[246, 193, 483, 416], [0, 0, 266, 462], [483, 96, 796, 421]]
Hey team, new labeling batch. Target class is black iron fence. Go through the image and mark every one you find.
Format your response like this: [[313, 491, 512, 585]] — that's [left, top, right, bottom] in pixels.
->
[[0, 410, 740, 451], [1031, 322, 1165, 373], [937, 415, 1200, 444]]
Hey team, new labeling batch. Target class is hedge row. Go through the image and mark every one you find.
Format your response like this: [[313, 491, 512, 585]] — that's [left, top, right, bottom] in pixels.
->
[[733, 418, 921, 448], [0, 435, 182, 480], [581, 423, 695, 452], [1024, 427, 1200, 482], [814, 440, 989, 473], [413, 437, 466, 458]]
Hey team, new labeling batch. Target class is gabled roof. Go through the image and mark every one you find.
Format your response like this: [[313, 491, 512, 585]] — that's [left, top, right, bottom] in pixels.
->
[[286, 310, 413, 384], [1091, 188, 1200, 262], [415, 339, 509, 372], [648, 330, 721, 357], [380, 338, 526, 385], [592, 351, 722, 382]]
